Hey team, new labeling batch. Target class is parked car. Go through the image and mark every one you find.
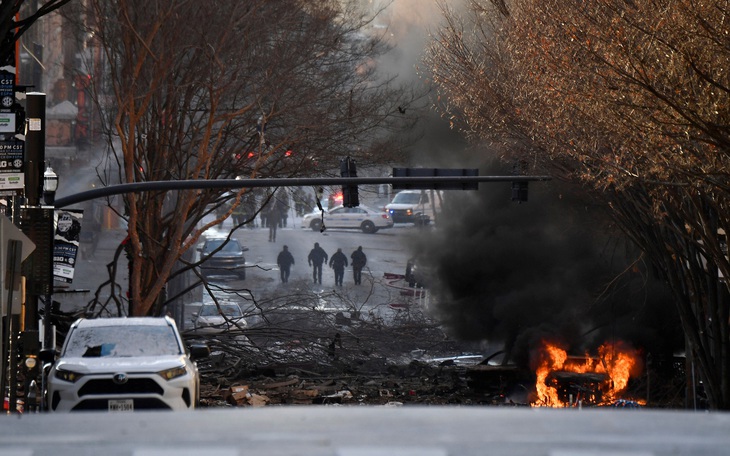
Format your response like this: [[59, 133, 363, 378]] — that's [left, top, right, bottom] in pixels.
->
[[301, 205, 393, 233], [47, 316, 209, 412], [385, 190, 442, 225], [198, 237, 248, 280], [192, 302, 246, 333]]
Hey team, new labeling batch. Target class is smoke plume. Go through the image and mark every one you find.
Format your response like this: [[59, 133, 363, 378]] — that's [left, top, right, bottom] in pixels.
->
[[407, 159, 682, 366]]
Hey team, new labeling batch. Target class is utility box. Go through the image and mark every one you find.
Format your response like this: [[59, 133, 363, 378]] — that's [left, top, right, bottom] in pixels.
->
[[19, 206, 53, 296]]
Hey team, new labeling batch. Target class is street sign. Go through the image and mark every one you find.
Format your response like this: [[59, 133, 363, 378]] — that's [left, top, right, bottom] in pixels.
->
[[0, 138, 24, 190], [53, 209, 83, 283], [0, 111, 15, 133], [392, 168, 480, 190], [0, 70, 14, 109], [0, 215, 36, 314]]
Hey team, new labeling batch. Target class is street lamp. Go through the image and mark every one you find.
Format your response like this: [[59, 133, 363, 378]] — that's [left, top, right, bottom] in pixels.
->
[[40, 164, 58, 410], [43, 165, 58, 206]]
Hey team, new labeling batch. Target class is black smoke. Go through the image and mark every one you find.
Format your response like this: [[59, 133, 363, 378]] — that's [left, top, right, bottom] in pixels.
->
[[408, 159, 682, 366]]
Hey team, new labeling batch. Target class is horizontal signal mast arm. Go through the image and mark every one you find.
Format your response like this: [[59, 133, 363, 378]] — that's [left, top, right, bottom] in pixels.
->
[[53, 175, 551, 208]]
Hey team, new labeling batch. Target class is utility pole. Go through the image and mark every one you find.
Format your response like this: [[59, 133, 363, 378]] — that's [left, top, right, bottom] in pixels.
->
[[21, 93, 48, 332]]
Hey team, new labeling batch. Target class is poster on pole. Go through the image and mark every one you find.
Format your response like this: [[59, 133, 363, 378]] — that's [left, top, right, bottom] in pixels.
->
[[0, 138, 24, 190], [53, 209, 83, 283]]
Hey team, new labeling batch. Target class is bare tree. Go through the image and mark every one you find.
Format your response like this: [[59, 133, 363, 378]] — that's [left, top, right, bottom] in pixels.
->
[[70, 0, 418, 316], [425, 0, 730, 409], [1, 0, 72, 59]]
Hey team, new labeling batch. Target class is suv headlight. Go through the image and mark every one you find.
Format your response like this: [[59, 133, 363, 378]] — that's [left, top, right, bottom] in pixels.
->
[[157, 365, 187, 381], [54, 367, 84, 383]]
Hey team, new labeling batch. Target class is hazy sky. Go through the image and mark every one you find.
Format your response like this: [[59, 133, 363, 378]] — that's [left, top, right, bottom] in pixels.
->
[[367, 0, 471, 165]]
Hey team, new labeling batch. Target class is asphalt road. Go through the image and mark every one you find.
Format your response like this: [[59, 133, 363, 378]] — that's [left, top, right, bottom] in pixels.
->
[[2, 407, 729, 455], [58, 208, 426, 318], [225, 212, 417, 287], [191, 214, 430, 326]]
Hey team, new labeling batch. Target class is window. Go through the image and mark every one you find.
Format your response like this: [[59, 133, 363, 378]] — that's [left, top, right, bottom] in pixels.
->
[[64, 325, 181, 357]]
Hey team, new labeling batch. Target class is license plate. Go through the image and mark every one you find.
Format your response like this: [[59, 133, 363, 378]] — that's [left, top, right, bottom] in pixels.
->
[[108, 399, 134, 412]]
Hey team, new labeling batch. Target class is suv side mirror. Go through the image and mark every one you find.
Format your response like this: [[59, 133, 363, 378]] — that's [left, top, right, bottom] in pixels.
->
[[189, 344, 210, 360]]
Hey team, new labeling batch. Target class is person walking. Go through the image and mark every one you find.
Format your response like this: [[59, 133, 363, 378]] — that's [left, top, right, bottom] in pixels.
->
[[232, 202, 245, 226], [277, 245, 295, 283], [267, 204, 282, 242], [329, 248, 348, 286], [351, 246, 367, 285], [276, 193, 290, 227], [308, 242, 328, 284]]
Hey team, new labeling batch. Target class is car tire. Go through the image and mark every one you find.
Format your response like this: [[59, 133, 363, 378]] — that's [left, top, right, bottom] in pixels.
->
[[310, 219, 323, 231], [361, 220, 376, 234]]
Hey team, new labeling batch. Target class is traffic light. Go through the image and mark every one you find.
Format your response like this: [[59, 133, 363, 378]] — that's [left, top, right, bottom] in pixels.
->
[[340, 156, 359, 207], [511, 160, 528, 203], [511, 181, 528, 202]]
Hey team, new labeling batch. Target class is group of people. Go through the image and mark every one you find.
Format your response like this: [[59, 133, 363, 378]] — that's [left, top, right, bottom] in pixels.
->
[[276, 242, 367, 286]]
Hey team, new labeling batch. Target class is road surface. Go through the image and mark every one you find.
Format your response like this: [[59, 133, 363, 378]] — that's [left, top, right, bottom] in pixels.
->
[[2, 407, 729, 455]]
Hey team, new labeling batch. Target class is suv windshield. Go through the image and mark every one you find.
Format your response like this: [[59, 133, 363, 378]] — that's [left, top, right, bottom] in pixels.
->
[[64, 325, 181, 357], [392, 193, 422, 204], [199, 304, 242, 317], [205, 239, 241, 253]]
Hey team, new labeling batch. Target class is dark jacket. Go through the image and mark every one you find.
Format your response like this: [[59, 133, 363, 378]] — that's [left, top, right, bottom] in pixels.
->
[[308, 246, 328, 266], [351, 248, 367, 269], [329, 251, 348, 269], [277, 249, 295, 268]]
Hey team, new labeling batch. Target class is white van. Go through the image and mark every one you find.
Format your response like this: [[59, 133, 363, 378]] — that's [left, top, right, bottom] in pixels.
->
[[385, 190, 442, 225]]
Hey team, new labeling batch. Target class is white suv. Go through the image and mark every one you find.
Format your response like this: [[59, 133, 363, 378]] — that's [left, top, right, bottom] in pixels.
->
[[385, 190, 442, 225], [47, 316, 209, 412]]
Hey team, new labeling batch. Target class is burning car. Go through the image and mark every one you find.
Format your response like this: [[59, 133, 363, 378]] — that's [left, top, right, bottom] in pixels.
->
[[531, 341, 643, 407]]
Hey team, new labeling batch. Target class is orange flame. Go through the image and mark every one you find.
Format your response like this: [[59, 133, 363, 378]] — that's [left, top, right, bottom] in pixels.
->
[[532, 340, 642, 407]]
